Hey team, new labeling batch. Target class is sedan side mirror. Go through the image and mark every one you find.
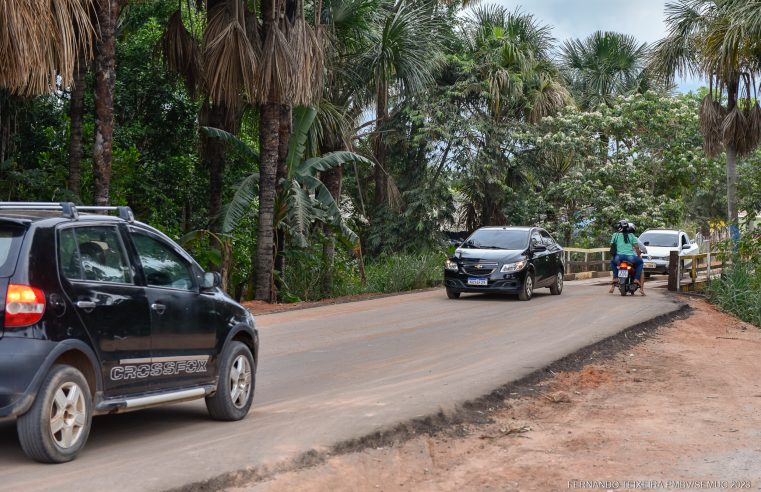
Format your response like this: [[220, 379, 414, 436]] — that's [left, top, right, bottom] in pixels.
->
[[533, 244, 547, 252], [643, 241, 650, 246], [201, 271, 221, 290]]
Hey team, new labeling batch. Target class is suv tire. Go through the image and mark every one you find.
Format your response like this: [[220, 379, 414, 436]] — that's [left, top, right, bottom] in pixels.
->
[[206, 341, 255, 421], [446, 288, 460, 299], [17, 364, 93, 463], [549, 269, 563, 295], [518, 272, 534, 301]]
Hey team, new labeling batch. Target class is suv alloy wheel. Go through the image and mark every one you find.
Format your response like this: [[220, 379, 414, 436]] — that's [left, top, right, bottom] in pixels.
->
[[17, 365, 93, 463]]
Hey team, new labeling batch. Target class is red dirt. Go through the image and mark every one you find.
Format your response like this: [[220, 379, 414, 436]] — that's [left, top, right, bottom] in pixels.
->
[[235, 298, 761, 491]]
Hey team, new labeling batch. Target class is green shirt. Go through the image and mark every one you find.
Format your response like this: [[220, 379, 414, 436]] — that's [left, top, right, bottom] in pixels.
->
[[611, 232, 638, 256]]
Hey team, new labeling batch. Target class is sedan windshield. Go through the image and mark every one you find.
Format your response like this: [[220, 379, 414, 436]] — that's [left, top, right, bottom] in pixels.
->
[[639, 232, 679, 248], [461, 229, 529, 250]]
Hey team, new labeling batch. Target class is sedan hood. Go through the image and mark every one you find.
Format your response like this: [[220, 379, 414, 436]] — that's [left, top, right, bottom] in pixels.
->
[[454, 248, 526, 264], [643, 246, 678, 258]]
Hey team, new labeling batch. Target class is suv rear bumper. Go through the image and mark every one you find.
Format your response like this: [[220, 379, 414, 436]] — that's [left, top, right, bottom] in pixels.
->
[[0, 337, 57, 417]]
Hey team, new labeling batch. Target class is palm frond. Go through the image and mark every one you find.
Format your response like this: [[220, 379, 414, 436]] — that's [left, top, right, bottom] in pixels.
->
[[161, 10, 202, 97], [298, 151, 373, 176], [286, 106, 319, 175], [0, 0, 95, 95], [201, 126, 261, 163], [286, 178, 318, 247], [221, 172, 260, 233], [203, 5, 259, 107], [259, 21, 294, 103], [300, 174, 359, 243]]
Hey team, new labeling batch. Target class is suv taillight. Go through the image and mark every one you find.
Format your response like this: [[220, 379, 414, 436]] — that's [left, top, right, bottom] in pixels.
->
[[5, 284, 46, 328]]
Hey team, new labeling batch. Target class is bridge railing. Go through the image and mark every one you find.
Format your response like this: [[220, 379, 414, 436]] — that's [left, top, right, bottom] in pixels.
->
[[562, 247, 610, 274], [667, 249, 729, 292]]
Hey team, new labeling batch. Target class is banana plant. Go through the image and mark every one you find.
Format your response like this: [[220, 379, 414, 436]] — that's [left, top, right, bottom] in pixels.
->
[[203, 106, 372, 247]]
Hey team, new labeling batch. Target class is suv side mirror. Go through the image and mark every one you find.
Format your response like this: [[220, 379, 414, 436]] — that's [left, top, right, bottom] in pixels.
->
[[201, 271, 221, 290], [643, 241, 650, 246], [532, 244, 547, 252], [681, 243, 691, 250]]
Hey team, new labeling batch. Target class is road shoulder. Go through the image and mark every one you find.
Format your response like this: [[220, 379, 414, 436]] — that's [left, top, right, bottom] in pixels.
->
[[229, 298, 760, 491]]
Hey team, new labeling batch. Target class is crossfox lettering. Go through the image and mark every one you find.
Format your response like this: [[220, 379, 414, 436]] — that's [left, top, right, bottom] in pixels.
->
[[111, 359, 208, 381]]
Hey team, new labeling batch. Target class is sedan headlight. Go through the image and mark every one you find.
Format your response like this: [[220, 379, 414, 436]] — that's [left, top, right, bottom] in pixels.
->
[[445, 259, 459, 271], [500, 260, 526, 272]]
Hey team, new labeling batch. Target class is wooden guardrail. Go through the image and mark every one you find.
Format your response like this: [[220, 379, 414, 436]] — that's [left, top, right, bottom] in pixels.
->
[[562, 247, 610, 274], [667, 250, 728, 292]]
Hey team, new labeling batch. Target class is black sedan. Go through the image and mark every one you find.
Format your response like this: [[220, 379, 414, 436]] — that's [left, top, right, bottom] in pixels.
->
[[444, 226, 564, 301]]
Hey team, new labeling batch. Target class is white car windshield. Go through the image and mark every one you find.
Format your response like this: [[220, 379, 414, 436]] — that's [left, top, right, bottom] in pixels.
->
[[639, 232, 679, 248]]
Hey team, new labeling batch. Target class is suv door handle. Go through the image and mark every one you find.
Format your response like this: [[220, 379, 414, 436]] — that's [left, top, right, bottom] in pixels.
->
[[151, 303, 166, 315], [75, 301, 97, 310]]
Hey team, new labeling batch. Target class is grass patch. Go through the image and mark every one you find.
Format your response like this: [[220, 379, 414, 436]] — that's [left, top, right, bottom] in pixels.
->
[[708, 259, 761, 328]]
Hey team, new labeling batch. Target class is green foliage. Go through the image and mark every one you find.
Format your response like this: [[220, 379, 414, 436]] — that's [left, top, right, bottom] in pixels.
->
[[708, 231, 761, 327], [282, 242, 446, 302]]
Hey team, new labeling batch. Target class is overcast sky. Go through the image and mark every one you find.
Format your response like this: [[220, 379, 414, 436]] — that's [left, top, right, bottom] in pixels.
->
[[496, 0, 703, 93]]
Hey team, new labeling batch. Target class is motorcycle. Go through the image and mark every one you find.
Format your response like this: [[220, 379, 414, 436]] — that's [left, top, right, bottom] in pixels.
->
[[616, 260, 640, 296]]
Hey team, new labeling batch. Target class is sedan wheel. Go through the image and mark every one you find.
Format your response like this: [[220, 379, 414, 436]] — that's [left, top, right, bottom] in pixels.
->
[[518, 274, 534, 301], [550, 270, 563, 295]]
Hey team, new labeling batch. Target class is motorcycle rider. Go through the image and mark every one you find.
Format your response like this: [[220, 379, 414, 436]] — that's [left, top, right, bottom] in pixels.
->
[[608, 219, 645, 295], [628, 222, 647, 295]]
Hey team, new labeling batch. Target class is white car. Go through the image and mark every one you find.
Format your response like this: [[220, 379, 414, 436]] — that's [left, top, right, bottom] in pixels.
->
[[639, 229, 699, 276]]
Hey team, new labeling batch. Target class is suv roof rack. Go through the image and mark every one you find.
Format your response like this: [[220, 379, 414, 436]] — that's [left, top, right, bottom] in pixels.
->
[[0, 202, 135, 222]]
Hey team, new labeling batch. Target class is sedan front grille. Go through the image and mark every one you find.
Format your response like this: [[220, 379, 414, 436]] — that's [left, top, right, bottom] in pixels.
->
[[461, 261, 498, 276]]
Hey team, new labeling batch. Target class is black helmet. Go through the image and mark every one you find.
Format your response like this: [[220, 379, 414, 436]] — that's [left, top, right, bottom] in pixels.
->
[[627, 221, 636, 233], [614, 219, 629, 232]]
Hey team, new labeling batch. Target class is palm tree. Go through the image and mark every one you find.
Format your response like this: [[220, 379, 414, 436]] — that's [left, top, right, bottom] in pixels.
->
[[560, 31, 652, 110], [313, 0, 377, 293], [465, 5, 569, 124], [204, 106, 371, 257], [93, 0, 128, 206], [650, 0, 761, 235], [359, 0, 446, 206], [162, 0, 324, 301], [0, 0, 94, 95], [456, 5, 568, 229]]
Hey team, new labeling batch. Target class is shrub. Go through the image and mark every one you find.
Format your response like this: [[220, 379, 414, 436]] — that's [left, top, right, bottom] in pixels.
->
[[708, 232, 761, 327]]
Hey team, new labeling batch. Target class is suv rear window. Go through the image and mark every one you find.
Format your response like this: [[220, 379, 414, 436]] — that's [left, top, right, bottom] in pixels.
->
[[0, 222, 25, 277]]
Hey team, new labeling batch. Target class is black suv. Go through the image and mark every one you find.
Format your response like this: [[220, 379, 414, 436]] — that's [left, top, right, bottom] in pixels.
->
[[444, 226, 564, 301], [0, 203, 258, 463]]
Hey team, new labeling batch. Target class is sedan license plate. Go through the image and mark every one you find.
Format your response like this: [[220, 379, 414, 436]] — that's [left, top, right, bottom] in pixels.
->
[[617, 270, 629, 278], [467, 277, 488, 286], [644, 262, 657, 269]]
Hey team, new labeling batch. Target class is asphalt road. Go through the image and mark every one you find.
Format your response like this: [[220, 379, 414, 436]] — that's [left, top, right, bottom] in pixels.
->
[[0, 283, 682, 491]]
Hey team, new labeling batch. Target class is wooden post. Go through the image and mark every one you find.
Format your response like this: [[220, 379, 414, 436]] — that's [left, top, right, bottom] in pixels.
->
[[667, 250, 679, 291]]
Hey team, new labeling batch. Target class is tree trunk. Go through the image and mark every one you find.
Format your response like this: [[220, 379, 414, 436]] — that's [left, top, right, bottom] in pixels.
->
[[274, 104, 291, 293], [726, 143, 738, 226], [68, 55, 87, 198], [255, 102, 280, 301], [373, 79, 388, 206], [93, 0, 121, 206], [726, 78, 740, 241], [199, 102, 237, 230]]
